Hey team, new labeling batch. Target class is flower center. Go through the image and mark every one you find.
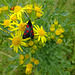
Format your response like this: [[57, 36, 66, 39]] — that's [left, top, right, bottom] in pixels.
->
[[18, 23, 26, 32], [12, 37, 21, 46], [38, 29, 45, 36], [35, 6, 41, 12], [11, 15, 17, 21], [4, 20, 10, 26], [14, 6, 22, 13]]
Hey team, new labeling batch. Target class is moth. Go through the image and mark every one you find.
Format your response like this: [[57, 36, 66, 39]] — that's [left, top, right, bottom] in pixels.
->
[[23, 20, 34, 39]]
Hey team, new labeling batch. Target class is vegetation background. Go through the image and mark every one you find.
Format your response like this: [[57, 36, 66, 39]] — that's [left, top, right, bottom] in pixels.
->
[[0, 0, 75, 75]]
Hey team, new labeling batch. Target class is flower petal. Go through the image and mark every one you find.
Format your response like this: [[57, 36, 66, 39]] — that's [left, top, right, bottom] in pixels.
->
[[21, 42, 26, 46], [15, 46, 18, 53], [38, 36, 40, 41], [10, 28, 18, 31], [10, 44, 13, 48], [10, 33, 14, 37], [22, 37, 30, 41], [19, 46, 23, 52], [34, 25, 38, 30], [8, 38, 13, 40]]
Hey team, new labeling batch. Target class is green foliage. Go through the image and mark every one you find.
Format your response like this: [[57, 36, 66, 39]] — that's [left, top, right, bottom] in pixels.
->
[[0, 0, 75, 75]]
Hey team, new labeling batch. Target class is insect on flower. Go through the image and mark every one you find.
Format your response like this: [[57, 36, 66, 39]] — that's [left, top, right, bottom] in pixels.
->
[[23, 20, 34, 39], [23, 12, 34, 39], [10, 6, 15, 10]]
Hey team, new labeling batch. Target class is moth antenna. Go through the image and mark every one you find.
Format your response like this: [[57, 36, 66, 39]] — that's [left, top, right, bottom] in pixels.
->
[[24, 12, 40, 21], [24, 12, 30, 20]]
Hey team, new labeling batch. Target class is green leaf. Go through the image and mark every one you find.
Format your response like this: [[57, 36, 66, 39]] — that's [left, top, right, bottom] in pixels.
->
[[3, 65, 18, 74], [60, 12, 69, 16]]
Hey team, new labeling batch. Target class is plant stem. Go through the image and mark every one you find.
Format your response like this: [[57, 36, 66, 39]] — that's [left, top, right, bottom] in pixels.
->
[[0, 51, 13, 58]]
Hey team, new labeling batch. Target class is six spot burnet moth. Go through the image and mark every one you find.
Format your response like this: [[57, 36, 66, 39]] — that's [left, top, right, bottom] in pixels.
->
[[23, 12, 34, 39]]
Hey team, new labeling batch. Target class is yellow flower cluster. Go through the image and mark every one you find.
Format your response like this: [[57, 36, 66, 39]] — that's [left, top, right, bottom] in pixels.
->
[[0, 3, 66, 75], [34, 4, 43, 18], [19, 54, 29, 65], [9, 5, 43, 20], [25, 58, 39, 74], [19, 54, 39, 75], [19, 54, 24, 65], [49, 20, 65, 44], [25, 63, 33, 74], [31, 58, 39, 65]]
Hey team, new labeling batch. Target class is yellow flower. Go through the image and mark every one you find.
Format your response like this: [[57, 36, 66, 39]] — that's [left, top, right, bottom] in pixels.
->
[[26, 63, 33, 69], [10, 5, 27, 19], [50, 27, 55, 32], [24, 4, 33, 10], [1, 20, 13, 28], [25, 68, 32, 75], [59, 28, 65, 33], [34, 5, 43, 12], [11, 15, 17, 21], [29, 41, 33, 46], [51, 24, 55, 27], [36, 12, 43, 18], [34, 60, 39, 65], [33, 45, 37, 50], [57, 39, 63, 44], [18, 23, 26, 32], [31, 58, 35, 62], [55, 29, 61, 35], [25, 54, 29, 59], [19, 60, 24, 65], [27, 9, 32, 14], [58, 24, 61, 27], [33, 25, 47, 43], [1, 6, 8, 11], [51, 35, 55, 39], [60, 34, 64, 38], [14, 6, 22, 13], [25, 5, 33, 14], [19, 54, 24, 60], [10, 19, 27, 33], [9, 31, 30, 53], [54, 21, 58, 25]]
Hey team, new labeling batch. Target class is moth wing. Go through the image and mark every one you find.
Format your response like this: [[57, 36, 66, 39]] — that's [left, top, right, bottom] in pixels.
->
[[23, 25, 30, 39], [30, 28, 34, 39]]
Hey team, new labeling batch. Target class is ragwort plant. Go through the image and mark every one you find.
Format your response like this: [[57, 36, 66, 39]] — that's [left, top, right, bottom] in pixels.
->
[[0, 0, 75, 75]]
